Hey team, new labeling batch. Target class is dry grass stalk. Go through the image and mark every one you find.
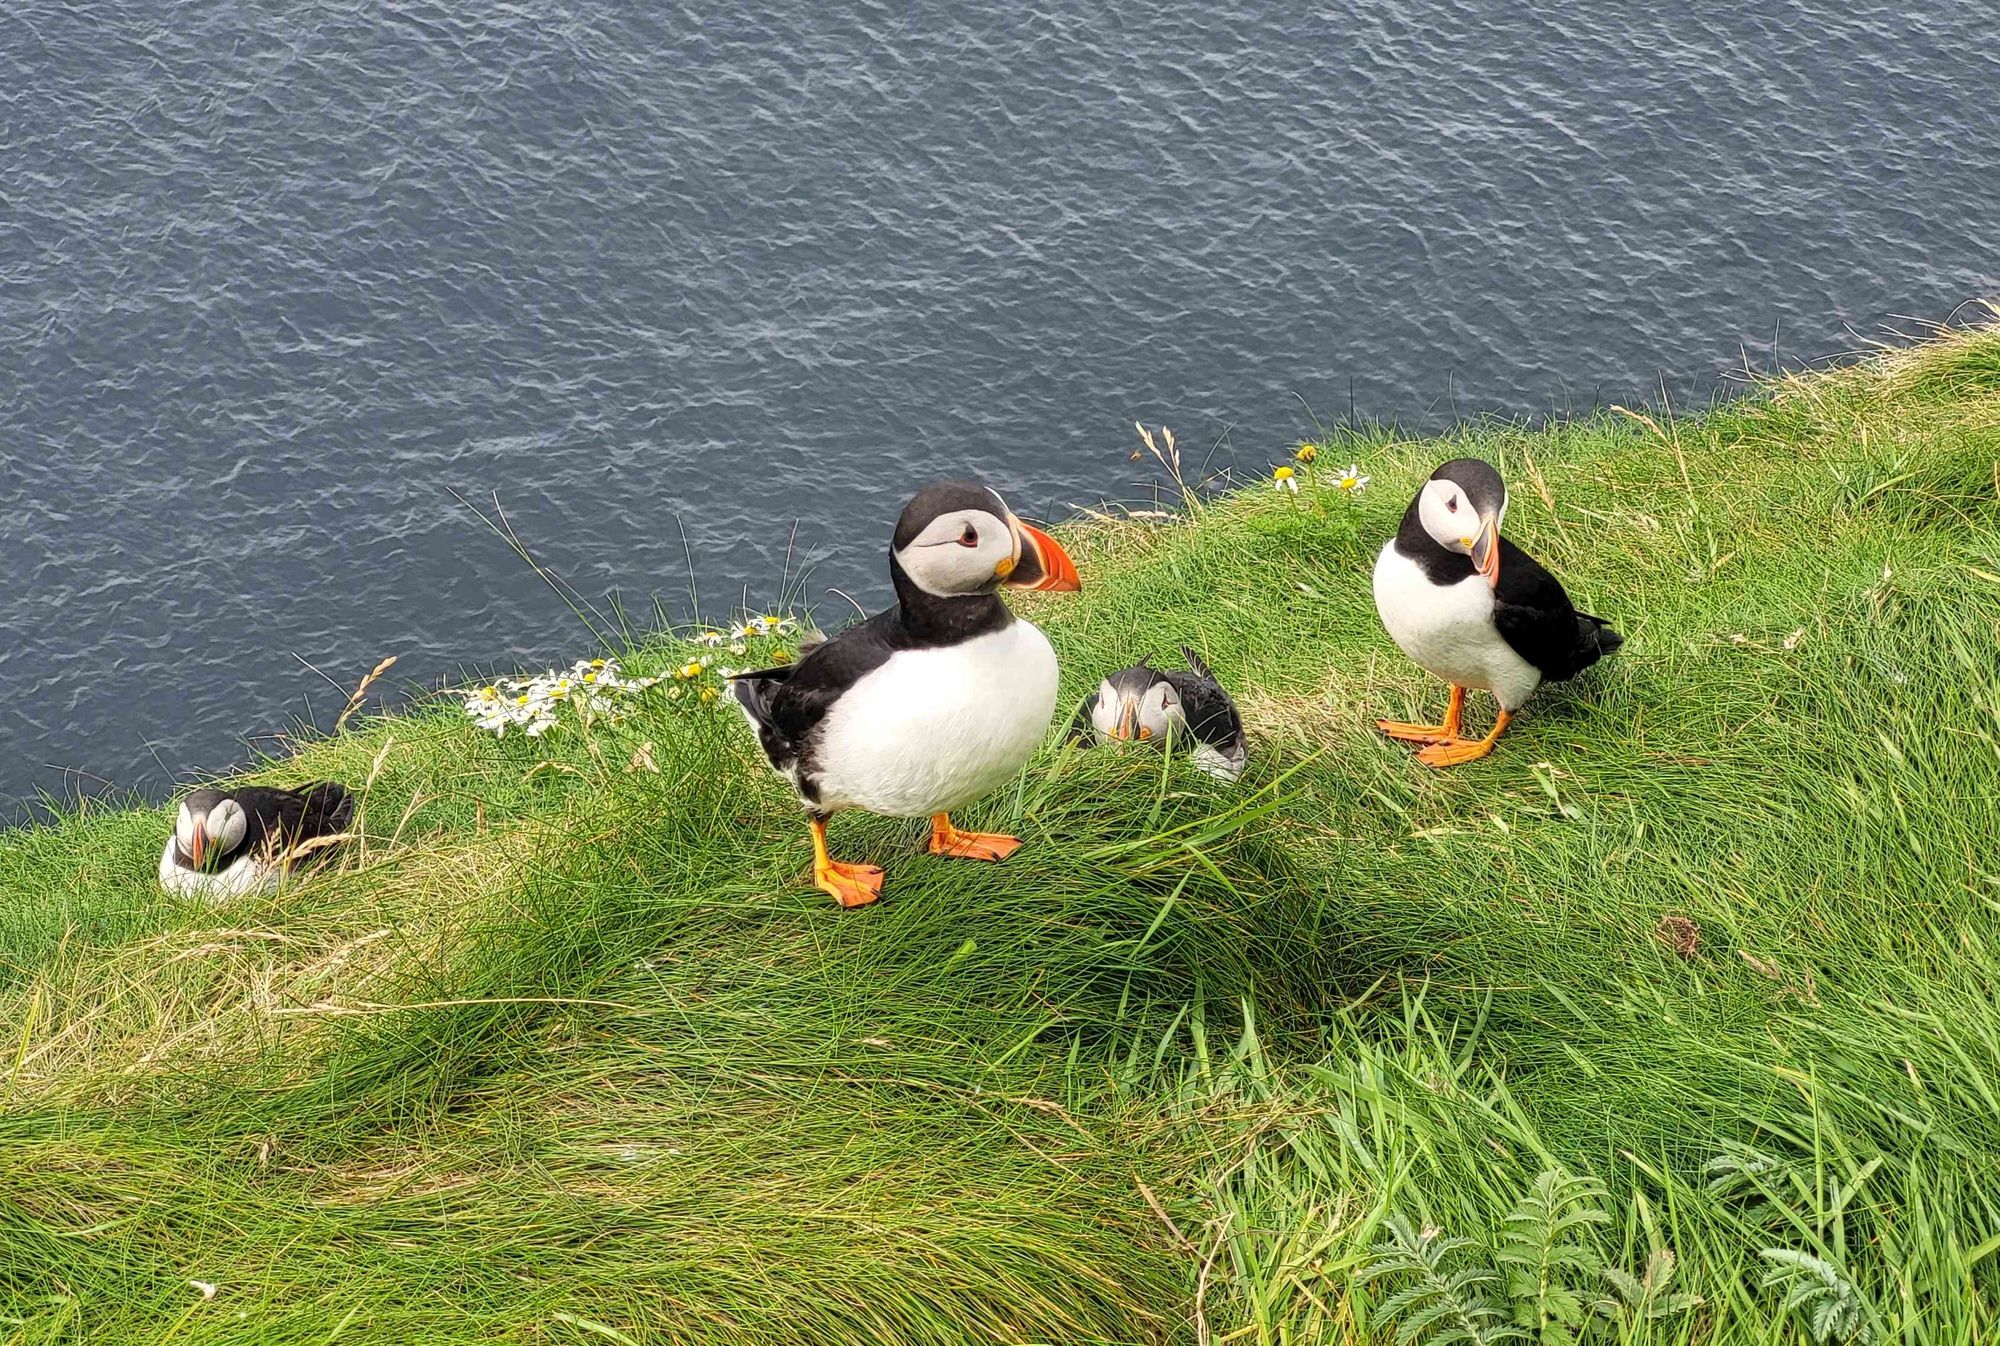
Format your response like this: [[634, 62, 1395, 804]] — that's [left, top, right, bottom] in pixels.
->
[[336, 656, 398, 731], [276, 832, 356, 865]]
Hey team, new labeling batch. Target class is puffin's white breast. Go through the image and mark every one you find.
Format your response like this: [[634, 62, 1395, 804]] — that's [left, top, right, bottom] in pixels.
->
[[811, 619, 1059, 818], [1372, 542, 1542, 710], [157, 840, 278, 903]]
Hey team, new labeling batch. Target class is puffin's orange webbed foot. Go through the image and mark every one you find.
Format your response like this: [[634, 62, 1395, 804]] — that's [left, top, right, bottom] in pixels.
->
[[1378, 685, 1465, 744], [808, 816, 885, 908], [1414, 710, 1511, 768], [928, 813, 1022, 862], [815, 858, 885, 908], [1377, 719, 1455, 744]]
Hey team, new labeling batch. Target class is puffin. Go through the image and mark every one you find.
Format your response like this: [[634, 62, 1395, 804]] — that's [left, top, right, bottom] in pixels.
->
[[1075, 648, 1248, 781], [729, 481, 1082, 908], [1372, 457, 1622, 766], [158, 781, 356, 901]]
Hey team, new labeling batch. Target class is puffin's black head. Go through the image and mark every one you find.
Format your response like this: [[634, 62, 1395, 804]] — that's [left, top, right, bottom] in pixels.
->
[[1089, 660, 1183, 742], [173, 788, 248, 872], [890, 480, 1081, 599], [1413, 457, 1509, 583]]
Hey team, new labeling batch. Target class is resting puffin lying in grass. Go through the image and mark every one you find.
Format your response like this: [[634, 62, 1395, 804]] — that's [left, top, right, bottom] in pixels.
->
[[1372, 458, 1622, 766], [729, 481, 1081, 908], [1075, 647, 1247, 781], [158, 782, 355, 901]]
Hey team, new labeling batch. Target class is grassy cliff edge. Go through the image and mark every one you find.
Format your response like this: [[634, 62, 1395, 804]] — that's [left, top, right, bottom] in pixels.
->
[[4, 319, 2000, 1344]]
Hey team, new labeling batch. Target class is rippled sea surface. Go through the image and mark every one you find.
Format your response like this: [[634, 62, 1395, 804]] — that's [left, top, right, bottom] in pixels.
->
[[3, 2, 1995, 812]]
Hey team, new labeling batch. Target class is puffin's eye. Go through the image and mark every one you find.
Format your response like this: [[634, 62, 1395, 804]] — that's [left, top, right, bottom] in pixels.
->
[[1446, 496, 1459, 513], [957, 524, 979, 547]]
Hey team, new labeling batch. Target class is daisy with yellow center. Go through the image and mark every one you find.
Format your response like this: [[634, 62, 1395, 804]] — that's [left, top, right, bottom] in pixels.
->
[[1334, 464, 1370, 492], [462, 655, 662, 738], [1271, 464, 1299, 494]]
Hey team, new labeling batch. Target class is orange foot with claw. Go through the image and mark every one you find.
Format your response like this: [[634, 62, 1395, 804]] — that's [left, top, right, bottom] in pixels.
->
[[1378, 686, 1465, 744], [928, 813, 1021, 862], [1414, 710, 1512, 769], [815, 857, 885, 908], [808, 817, 885, 908]]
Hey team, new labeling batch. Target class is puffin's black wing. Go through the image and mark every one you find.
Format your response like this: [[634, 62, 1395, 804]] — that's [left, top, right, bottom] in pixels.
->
[[729, 608, 902, 775], [234, 782, 354, 852], [1490, 538, 1622, 682]]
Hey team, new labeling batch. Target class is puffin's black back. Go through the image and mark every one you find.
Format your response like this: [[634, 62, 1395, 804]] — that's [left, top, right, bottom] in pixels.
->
[[1490, 539, 1622, 681], [1161, 647, 1244, 752], [240, 782, 353, 846]]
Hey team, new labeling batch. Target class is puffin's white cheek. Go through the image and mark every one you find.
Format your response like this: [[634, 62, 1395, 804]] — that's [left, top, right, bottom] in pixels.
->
[[175, 810, 198, 854], [1090, 686, 1120, 735], [212, 804, 248, 851]]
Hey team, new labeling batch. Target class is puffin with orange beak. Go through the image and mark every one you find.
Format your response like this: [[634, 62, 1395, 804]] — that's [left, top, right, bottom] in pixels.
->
[[730, 481, 1081, 908], [158, 781, 355, 901], [1372, 458, 1622, 766], [1075, 647, 1247, 781]]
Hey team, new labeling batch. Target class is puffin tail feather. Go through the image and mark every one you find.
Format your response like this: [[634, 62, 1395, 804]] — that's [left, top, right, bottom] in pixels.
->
[[298, 781, 355, 833], [1179, 645, 1215, 681], [726, 669, 781, 728], [726, 667, 806, 779], [1578, 612, 1624, 662]]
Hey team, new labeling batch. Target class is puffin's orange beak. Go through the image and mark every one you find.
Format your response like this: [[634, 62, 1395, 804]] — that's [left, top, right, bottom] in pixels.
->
[[1470, 512, 1501, 585], [1004, 518, 1081, 592], [187, 825, 206, 870]]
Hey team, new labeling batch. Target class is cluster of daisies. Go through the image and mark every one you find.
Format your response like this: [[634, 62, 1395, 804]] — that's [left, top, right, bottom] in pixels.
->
[[690, 613, 800, 652], [1272, 442, 1369, 495], [463, 658, 665, 738], [461, 615, 806, 738]]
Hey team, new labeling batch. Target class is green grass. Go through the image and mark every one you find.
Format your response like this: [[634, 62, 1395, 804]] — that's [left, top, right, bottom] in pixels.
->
[[5, 318, 2000, 1344]]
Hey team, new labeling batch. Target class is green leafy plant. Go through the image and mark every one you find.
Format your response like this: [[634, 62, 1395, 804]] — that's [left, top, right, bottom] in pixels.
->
[[1494, 1170, 1610, 1343], [1364, 1171, 1701, 1346], [1759, 1249, 1872, 1344], [1361, 1213, 1522, 1345], [1597, 1249, 1701, 1327]]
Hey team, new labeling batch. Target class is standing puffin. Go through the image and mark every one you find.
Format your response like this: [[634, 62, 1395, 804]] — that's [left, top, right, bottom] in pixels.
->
[[729, 481, 1082, 908], [158, 782, 355, 901], [1075, 648, 1248, 781], [1372, 458, 1622, 766]]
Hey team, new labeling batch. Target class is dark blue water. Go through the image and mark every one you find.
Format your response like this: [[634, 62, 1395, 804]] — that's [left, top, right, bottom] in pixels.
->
[[3, 1, 1995, 814]]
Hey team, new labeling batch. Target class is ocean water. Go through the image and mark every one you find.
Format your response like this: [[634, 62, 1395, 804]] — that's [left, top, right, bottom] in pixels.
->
[[2, 1, 1995, 814]]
